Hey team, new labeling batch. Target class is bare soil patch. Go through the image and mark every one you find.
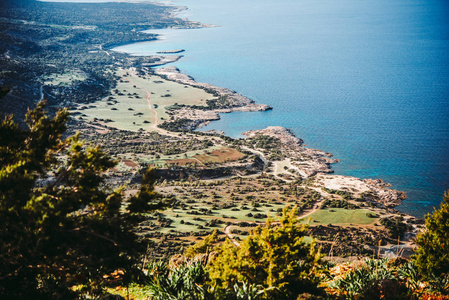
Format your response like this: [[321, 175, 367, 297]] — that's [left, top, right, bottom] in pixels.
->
[[122, 159, 138, 168], [194, 147, 244, 164]]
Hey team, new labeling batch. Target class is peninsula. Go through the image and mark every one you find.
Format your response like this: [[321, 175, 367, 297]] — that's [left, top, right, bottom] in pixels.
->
[[157, 49, 185, 54]]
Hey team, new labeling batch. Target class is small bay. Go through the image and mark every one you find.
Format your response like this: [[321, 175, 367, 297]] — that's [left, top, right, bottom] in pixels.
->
[[114, 0, 449, 217]]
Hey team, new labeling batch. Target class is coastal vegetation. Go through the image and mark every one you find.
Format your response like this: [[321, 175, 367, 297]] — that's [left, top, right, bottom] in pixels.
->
[[0, 103, 169, 298], [1, 0, 448, 299], [0, 0, 200, 120], [414, 192, 449, 279], [1, 101, 447, 298]]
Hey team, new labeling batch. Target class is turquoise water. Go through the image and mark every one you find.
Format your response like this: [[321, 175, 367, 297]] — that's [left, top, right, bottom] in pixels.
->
[[114, 0, 449, 217]]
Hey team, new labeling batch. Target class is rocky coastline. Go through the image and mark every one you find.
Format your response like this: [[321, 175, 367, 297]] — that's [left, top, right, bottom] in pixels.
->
[[138, 4, 416, 214], [241, 126, 407, 208], [155, 66, 272, 129], [151, 65, 409, 209], [103, 3, 415, 215]]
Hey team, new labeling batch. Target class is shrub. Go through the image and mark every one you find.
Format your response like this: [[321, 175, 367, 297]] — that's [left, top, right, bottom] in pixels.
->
[[331, 258, 412, 299], [380, 216, 408, 239], [184, 230, 218, 258], [413, 192, 449, 280], [208, 206, 326, 299]]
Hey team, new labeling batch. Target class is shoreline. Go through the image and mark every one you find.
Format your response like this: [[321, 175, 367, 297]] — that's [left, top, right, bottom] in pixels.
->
[[109, 35, 412, 215], [105, 3, 423, 220], [2, 0, 430, 265], [120, 61, 413, 214], [69, 3, 425, 259], [154, 66, 272, 130]]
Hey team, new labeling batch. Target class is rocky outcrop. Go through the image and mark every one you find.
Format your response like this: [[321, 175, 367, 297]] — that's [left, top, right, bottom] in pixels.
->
[[141, 55, 183, 67], [243, 126, 337, 178], [243, 126, 303, 148], [363, 178, 407, 207], [316, 174, 407, 208], [156, 49, 185, 54], [152, 66, 272, 130]]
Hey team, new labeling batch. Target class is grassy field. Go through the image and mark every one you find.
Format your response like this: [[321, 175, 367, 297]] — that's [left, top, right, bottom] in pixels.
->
[[156, 200, 288, 235], [74, 77, 152, 132], [122, 71, 214, 121], [71, 68, 216, 132], [42, 70, 87, 86], [304, 208, 377, 225]]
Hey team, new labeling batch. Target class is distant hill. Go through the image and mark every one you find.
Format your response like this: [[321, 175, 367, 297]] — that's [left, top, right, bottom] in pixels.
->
[[0, 0, 196, 120]]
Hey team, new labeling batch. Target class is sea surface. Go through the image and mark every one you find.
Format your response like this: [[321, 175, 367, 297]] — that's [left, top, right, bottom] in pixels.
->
[[114, 0, 449, 217]]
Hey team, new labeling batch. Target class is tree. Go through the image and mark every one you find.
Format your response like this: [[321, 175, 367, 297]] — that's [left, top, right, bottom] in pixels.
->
[[207, 206, 325, 299], [413, 191, 449, 279], [379, 216, 408, 239], [0, 102, 167, 299], [184, 229, 218, 259]]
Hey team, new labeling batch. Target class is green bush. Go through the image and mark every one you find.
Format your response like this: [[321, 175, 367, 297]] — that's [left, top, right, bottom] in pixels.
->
[[413, 192, 449, 280], [0, 103, 167, 298], [332, 258, 412, 299], [379, 216, 408, 239], [207, 206, 326, 299]]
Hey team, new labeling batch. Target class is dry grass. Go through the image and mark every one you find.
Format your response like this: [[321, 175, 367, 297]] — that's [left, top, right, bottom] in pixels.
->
[[305, 208, 377, 225]]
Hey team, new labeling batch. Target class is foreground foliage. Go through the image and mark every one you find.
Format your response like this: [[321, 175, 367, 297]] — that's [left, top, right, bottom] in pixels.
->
[[328, 258, 449, 299], [147, 262, 273, 300], [414, 192, 449, 279], [145, 257, 449, 300], [144, 196, 449, 300], [329, 258, 412, 299], [147, 262, 211, 300], [208, 206, 326, 299], [0, 102, 167, 299]]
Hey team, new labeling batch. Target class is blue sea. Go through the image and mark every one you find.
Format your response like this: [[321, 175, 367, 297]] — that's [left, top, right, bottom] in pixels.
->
[[114, 0, 449, 217]]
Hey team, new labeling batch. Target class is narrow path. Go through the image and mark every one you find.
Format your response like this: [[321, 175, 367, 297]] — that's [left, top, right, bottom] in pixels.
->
[[120, 69, 159, 129], [39, 85, 44, 101], [224, 224, 241, 247], [143, 89, 158, 129], [241, 146, 268, 171], [242, 146, 299, 182], [119, 69, 180, 137]]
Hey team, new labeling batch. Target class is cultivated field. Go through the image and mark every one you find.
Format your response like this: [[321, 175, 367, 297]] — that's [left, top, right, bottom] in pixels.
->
[[194, 147, 245, 164]]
